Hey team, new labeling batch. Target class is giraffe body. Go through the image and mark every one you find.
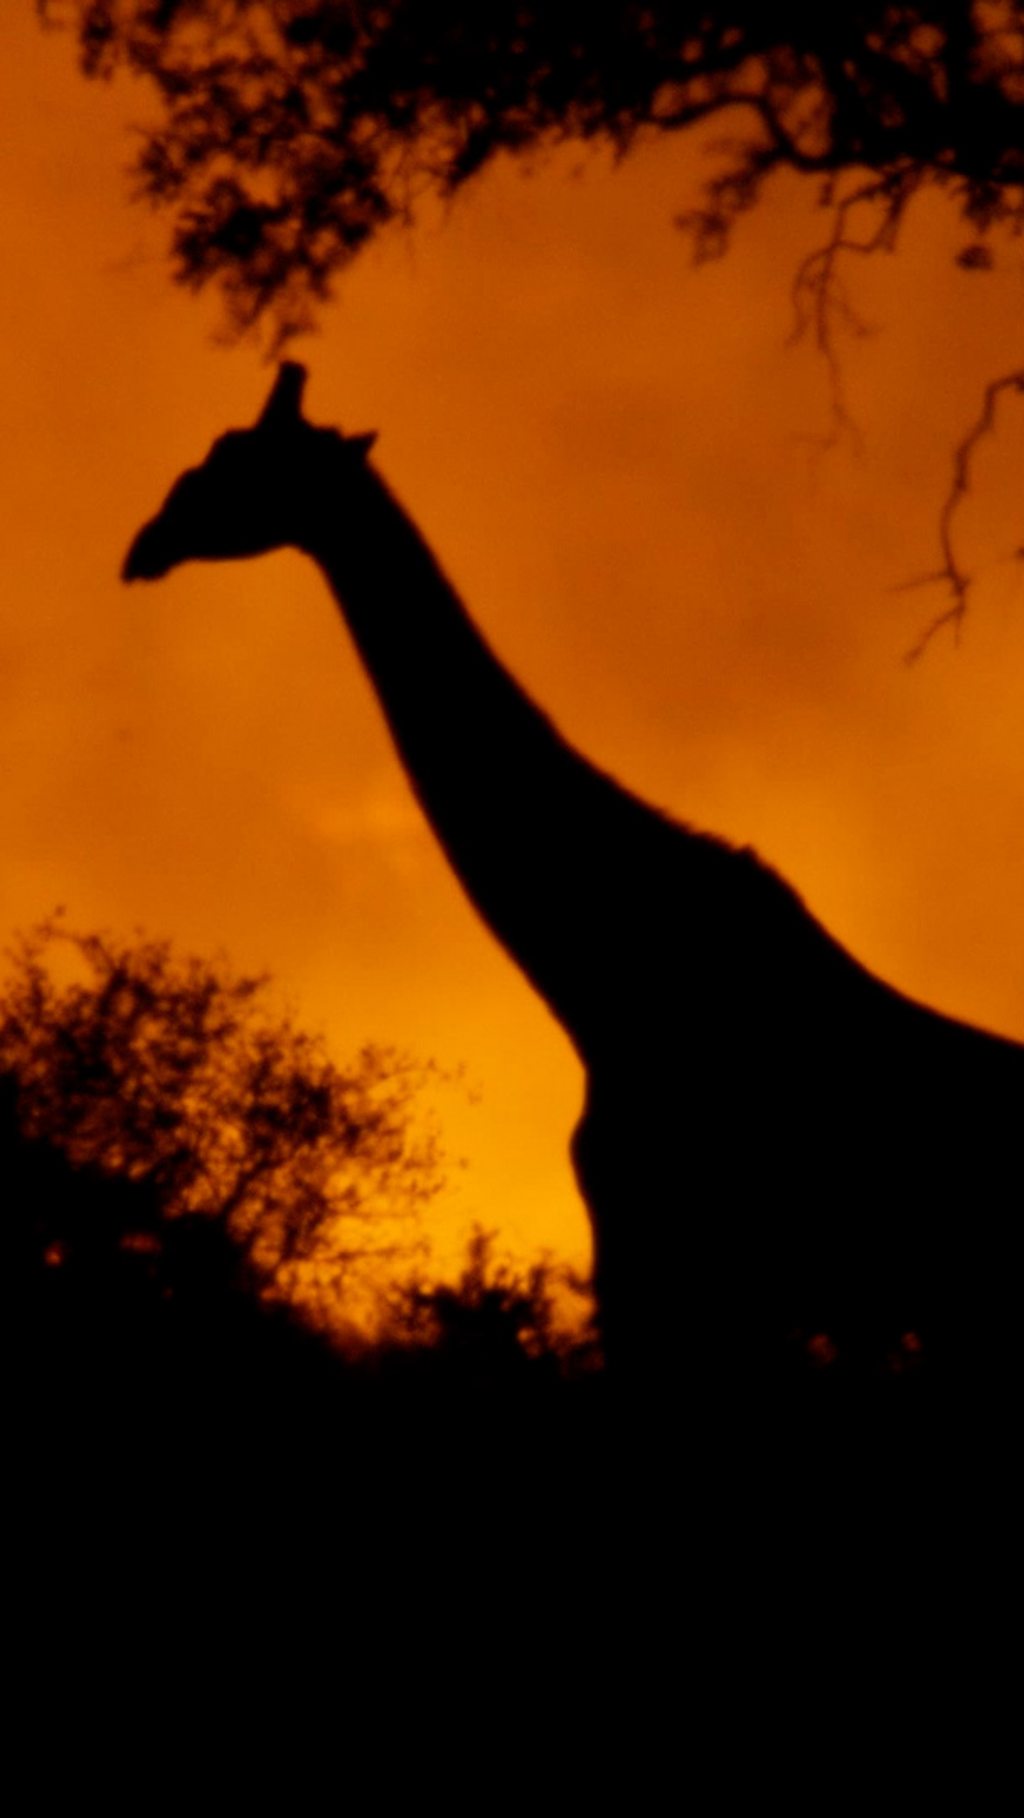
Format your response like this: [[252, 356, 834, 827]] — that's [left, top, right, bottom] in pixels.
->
[[125, 366, 1023, 1391]]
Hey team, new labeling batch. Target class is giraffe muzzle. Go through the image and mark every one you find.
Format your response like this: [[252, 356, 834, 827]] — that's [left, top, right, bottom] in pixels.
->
[[122, 519, 175, 582]]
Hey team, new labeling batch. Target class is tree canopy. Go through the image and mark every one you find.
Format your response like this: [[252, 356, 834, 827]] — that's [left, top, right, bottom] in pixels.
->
[[43, 2, 1024, 338]]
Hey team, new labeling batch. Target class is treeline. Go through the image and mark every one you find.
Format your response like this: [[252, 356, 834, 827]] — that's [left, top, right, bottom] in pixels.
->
[[2, 921, 984, 1488]]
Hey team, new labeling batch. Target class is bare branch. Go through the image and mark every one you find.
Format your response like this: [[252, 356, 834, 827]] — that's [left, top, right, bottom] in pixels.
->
[[788, 167, 921, 448], [903, 368, 1024, 661]]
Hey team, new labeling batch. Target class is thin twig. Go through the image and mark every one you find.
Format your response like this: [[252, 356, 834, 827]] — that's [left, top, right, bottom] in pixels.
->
[[789, 167, 919, 450], [903, 368, 1024, 662]]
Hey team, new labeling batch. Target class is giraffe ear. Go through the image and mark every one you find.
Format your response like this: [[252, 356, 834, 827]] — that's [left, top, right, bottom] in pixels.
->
[[258, 362, 308, 430]]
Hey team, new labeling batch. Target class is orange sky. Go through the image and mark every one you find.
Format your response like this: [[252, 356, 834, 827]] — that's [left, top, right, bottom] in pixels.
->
[[2, 12, 1022, 1288]]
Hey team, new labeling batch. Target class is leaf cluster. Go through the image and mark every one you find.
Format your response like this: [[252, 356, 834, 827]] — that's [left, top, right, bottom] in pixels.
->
[[41, 2, 1024, 337]]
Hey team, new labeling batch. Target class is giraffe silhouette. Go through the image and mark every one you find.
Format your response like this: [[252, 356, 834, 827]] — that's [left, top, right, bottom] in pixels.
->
[[124, 364, 1022, 1397]]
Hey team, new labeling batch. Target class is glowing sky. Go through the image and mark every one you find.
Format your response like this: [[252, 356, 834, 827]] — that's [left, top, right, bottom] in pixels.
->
[[2, 10, 1021, 1283]]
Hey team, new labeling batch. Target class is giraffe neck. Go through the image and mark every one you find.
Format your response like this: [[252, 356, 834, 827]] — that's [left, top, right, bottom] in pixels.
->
[[306, 457, 519, 752], [299, 450, 603, 1043]]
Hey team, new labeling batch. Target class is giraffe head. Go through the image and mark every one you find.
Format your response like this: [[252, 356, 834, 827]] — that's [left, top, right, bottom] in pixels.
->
[[122, 363, 376, 581]]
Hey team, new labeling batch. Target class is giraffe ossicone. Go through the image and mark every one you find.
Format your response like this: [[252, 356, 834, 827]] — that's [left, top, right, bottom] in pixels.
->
[[259, 360, 308, 428]]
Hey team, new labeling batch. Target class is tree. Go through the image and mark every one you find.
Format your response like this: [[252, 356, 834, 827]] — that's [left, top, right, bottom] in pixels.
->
[[40, 2, 1024, 339], [0, 918, 444, 1333], [41, 2, 1024, 633]]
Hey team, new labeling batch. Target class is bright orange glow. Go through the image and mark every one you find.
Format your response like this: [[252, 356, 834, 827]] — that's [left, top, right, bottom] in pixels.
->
[[1, 14, 1022, 1295]]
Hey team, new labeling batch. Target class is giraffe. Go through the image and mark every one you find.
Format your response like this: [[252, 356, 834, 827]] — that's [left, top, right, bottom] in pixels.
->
[[124, 363, 1023, 1395]]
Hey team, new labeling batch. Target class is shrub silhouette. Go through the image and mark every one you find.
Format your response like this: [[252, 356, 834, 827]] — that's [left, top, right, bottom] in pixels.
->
[[379, 1227, 599, 1389], [1, 921, 595, 1442], [0, 918, 443, 1328]]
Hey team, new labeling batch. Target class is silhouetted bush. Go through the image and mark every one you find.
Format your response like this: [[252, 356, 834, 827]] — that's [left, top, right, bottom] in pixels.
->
[[0, 922, 599, 1445], [0, 917, 443, 1318], [373, 1226, 600, 1390]]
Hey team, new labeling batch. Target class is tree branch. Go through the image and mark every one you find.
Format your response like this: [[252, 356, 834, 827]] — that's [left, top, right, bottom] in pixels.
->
[[788, 166, 921, 448], [902, 369, 1024, 661]]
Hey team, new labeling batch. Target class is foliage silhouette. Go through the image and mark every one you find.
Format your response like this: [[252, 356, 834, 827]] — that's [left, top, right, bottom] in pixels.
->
[[42, 2, 1024, 341], [1, 921, 601, 1417], [0, 917, 443, 1331], [380, 1227, 600, 1388], [44, 3, 1024, 628]]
